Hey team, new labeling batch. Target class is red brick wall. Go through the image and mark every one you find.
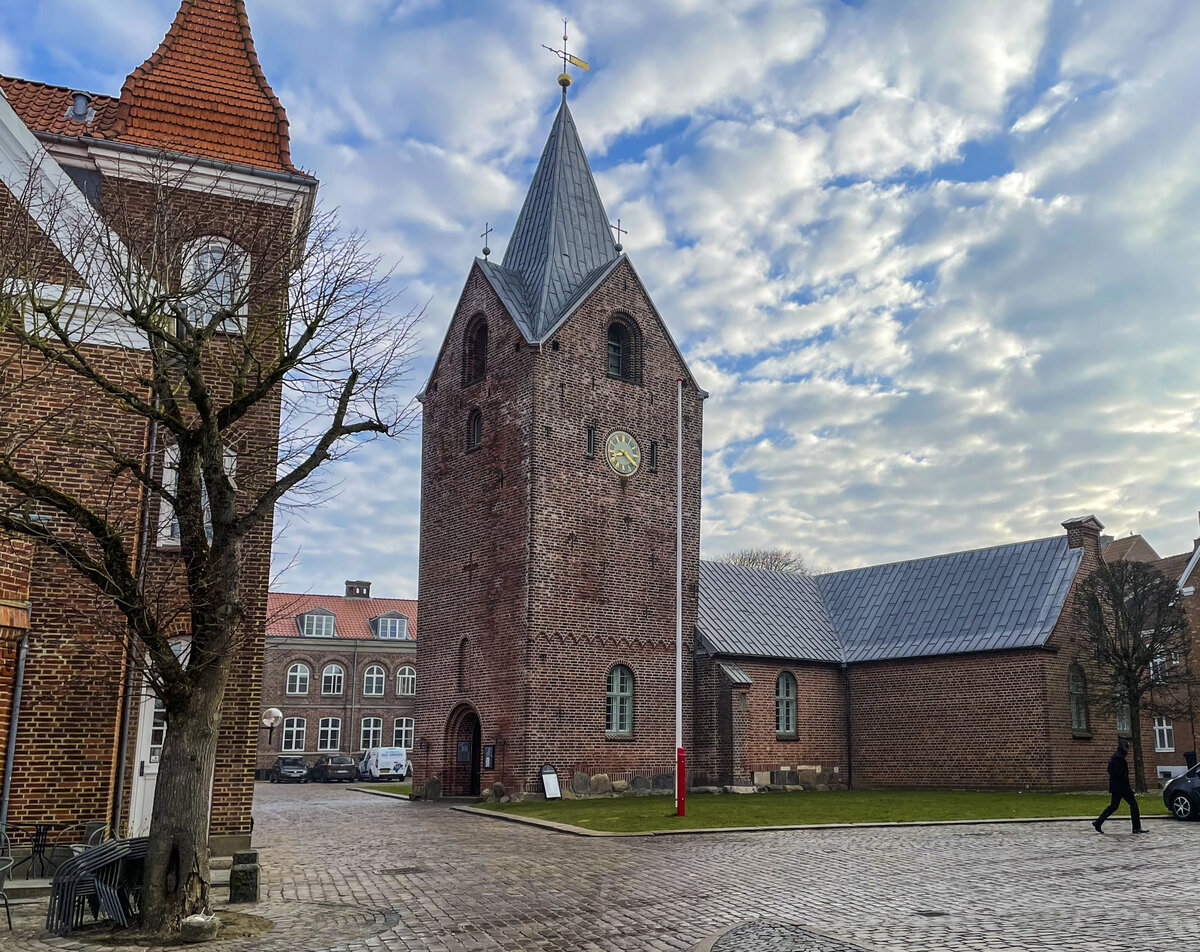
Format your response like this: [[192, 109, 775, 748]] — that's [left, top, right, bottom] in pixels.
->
[[736, 660, 846, 780], [416, 267, 535, 795], [417, 259, 703, 795], [256, 639, 417, 768]]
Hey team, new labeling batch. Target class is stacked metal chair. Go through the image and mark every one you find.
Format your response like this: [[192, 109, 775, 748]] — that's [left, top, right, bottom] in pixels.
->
[[46, 837, 148, 937]]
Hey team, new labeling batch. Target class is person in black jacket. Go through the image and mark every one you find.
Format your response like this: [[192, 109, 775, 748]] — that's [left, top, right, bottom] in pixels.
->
[[1093, 739, 1146, 834]]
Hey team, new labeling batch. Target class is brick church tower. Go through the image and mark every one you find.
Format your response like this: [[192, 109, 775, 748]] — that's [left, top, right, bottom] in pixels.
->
[[415, 85, 705, 797]]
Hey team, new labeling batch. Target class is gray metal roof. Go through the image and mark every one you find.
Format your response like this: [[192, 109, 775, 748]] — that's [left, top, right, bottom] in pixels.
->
[[478, 99, 620, 344], [697, 535, 1083, 665], [697, 562, 843, 663]]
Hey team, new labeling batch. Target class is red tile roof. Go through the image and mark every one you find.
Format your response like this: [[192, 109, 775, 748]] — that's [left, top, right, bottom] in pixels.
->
[[1101, 534, 1160, 564], [267, 591, 418, 641], [0, 78, 121, 139], [1152, 552, 1192, 585], [1, 0, 301, 175]]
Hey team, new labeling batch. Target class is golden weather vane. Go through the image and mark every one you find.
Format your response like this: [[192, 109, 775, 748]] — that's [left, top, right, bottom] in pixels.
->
[[542, 19, 589, 97]]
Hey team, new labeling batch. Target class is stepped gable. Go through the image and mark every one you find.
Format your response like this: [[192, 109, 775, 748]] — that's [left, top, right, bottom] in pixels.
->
[[114, 0, 299, 173], [477, 99, 620, 343]]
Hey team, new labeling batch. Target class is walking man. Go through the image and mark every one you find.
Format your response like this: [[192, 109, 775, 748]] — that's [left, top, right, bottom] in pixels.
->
[[1093, 738, 1146, 834]]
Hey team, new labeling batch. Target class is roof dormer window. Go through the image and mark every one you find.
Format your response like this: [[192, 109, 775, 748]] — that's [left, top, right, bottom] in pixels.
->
[[376, 615, 409, 639], [299, 610, 335, 638]]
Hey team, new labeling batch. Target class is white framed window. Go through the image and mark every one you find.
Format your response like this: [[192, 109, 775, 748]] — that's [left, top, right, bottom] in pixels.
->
[[300, 612, 335, 638], [393, 717, 414, 750], [317, 717, 341, 751], [1154, 717, 1175, 752], [321, 664, 344, 696], [377, 616, 409, 639], [285, 663, 310, 695], [397, 666, 416, 696], [282, 717, 306, 751], [363, 665, 385, 696], [361, 717, 383, 750], [776, 671, 797, 736], [1115, 699, 1131, 735], [605, 665, 633, 736], [184, 237, 248, 332], [1151, 652, 1181, 684], [157, 444, 237, 546]]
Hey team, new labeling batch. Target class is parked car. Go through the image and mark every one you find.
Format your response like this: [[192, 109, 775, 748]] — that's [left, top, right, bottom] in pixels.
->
[[309, 754, 358, 783], [357, 746, 411, 781], [1163, 762, 1200, 820], [268, 756, 309, 783]]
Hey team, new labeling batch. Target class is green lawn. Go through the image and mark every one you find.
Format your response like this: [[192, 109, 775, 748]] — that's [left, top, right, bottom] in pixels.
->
[[351, 781, 412, 797], [480, 789, 1168, 833]]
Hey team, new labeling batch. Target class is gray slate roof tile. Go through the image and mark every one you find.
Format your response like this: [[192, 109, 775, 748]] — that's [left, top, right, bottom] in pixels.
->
[[697, 535, 1083, 665], [476, 100, 619, 344]]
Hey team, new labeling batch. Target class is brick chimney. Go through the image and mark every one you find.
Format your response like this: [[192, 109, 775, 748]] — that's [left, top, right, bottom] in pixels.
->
[[1062, 514, 1104, 551], [344, 580, 371, 599]]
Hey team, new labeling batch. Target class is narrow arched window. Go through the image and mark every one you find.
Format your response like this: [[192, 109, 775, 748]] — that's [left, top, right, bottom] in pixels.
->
[[285, 663, 310, 696], [463, 315, 488, 384], [776, 671, 797, 736], [606, 314, 643, 384], [322, 664, 344, 696], [606, 665, 634, 736], [466, 409, 483, 451], [397, 666, 416, 696], [363, 664, 385, 696], [1069, 663, 1089, 732]]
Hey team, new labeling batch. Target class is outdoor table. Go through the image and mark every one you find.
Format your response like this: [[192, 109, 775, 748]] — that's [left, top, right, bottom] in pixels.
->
[[7, 821, 70, 879]]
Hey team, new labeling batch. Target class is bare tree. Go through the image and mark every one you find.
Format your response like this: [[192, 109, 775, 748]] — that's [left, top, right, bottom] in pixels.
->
[[717, 547, 811, 574], [1071, 559, 1195, 793], [0, 155, 419, 933]]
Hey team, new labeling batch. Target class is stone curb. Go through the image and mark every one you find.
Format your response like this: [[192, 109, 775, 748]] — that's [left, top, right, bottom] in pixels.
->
[[351, 787, 413, 801], [455, 806, 1174, 838]]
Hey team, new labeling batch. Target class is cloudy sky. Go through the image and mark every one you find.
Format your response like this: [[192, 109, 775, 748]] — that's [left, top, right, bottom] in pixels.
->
[[7, 0, 1200, 597]]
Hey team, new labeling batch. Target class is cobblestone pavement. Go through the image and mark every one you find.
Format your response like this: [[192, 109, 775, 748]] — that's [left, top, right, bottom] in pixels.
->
[[6, 784, 1198, 950], [711, 922, 874, 951]]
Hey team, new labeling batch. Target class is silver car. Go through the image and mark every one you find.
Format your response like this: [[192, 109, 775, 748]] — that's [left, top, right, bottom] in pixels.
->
[[1163, 763, 1200, 820]]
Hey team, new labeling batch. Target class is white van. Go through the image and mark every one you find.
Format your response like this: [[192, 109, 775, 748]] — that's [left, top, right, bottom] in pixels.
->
[[357, 746, 411, 780]]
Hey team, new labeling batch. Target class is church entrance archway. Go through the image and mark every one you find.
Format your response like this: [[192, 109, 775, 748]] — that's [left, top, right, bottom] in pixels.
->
[[445, 703, 482, 797]]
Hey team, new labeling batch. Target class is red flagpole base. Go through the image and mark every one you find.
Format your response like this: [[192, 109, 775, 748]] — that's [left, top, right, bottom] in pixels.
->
[[676, 747, 686, 816]]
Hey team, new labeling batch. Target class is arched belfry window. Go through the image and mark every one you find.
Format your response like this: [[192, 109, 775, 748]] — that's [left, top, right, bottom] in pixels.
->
[[606, 314, 642, 384], [463, 314, 488, 385], [1069, 663, 1089, 733]]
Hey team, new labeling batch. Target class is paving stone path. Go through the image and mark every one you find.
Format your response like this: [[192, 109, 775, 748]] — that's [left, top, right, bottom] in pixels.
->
[[5, 783, 1197, 950]]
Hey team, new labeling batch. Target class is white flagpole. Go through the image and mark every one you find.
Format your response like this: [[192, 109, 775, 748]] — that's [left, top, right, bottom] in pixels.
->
[[676, 376, 685, 816]]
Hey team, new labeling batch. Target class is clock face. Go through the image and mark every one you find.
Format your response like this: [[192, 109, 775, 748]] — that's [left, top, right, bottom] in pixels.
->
[[605, 430, 641, 476]]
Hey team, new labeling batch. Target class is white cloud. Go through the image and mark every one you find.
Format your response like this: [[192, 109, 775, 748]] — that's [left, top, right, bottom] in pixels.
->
[[15, 0, 1200, 593]]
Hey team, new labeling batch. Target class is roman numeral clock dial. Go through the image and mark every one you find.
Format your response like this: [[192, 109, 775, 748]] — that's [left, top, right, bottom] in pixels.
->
[[605, 430, 641, 476]]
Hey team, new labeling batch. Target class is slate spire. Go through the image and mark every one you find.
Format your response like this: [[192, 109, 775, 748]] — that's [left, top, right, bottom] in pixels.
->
[[480, 99, 620, 343]]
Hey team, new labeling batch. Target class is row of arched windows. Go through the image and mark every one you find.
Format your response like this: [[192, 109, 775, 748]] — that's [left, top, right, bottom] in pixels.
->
[[459, 312, 644, 389], [286, 662, 416, 698]]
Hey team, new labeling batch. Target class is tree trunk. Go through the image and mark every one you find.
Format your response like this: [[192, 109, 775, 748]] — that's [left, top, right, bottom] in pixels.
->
[[138, 665, 226, 935], [1128, 702, 1147, 794]]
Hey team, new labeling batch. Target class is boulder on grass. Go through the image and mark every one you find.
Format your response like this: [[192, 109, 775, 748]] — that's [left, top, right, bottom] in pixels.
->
[[612, 780, 629, 793], [631, 775, 652, 794], [590, 773, 612, 795], [492, 781, 506, 799], [651, 773, 674, 791], [424, 777, 443, 801], [572, 771, 591, 796]]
